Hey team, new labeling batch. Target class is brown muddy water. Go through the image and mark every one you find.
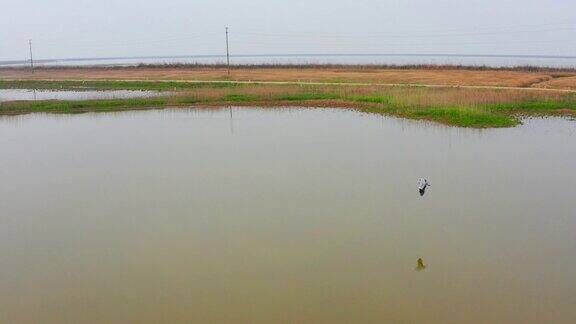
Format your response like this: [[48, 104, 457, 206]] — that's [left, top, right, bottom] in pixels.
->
[[0, 107, 574, 323]]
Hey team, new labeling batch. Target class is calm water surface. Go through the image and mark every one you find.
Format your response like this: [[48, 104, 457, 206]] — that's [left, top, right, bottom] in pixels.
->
[[0, 108, 575, 323], [0, 89, 161, 102], [3, 54, 576, 68]]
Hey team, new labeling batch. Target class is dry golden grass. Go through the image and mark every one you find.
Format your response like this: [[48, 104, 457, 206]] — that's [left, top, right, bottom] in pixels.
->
[[177, 84, 567, 108], [533, 76, 576, 90], [3, 66, 576, 89]]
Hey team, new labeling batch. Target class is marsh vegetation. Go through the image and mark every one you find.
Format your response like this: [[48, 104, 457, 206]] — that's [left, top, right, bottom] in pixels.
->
[[1, 80, 574, 127]]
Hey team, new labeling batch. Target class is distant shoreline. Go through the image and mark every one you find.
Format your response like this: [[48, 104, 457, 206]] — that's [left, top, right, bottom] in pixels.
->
[[2, 53, 576, 71], [2, 62, 576, 73]]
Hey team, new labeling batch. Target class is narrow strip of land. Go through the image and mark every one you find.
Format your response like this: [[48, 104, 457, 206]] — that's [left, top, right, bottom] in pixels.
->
[[2, 65, 576, 90], [4, 78, 576, 93]]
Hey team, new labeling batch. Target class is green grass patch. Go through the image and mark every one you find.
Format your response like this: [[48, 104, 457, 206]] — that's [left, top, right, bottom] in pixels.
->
[[484, 99, 576, 112], [222, 94, 258, 101], [0, 97, 171, 114], [407, 106, 518, 128], [275, 93, 341, 101], [348, 95, 391, 104]]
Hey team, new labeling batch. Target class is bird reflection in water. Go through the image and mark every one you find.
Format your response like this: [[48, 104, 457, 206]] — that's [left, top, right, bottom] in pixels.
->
[[416, 258, 427, 271]]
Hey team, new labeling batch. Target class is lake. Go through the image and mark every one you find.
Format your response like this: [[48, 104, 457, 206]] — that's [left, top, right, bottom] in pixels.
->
[[3, 54, 576, 68], [0, 107, 574, 323]]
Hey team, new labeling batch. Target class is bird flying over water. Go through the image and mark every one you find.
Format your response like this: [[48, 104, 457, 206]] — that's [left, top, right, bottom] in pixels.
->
[[418, 178, 430, 196]]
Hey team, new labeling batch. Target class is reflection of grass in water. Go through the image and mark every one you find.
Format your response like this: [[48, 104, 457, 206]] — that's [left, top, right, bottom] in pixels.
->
[[1, 81, 575, 128]]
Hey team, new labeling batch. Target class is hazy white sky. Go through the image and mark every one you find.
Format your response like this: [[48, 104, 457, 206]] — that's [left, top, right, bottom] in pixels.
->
[[1, 0, 575, 60]]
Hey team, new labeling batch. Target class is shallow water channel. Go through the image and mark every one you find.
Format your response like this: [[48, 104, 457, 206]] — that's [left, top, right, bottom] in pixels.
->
[[0, 107, 574, 323], [0, 88, 161, 101]]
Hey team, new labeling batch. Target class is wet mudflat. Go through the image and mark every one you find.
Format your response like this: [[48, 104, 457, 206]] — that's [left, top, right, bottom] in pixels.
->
[[0, 107, 574, 323]]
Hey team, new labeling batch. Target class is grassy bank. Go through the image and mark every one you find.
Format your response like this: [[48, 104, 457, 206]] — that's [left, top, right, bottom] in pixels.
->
[[1, 81, 575, 128]]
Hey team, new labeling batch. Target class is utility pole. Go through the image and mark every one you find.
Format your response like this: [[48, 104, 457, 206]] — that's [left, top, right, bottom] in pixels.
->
[[28, 39, 35, 74], [225, 27, 230, 76]]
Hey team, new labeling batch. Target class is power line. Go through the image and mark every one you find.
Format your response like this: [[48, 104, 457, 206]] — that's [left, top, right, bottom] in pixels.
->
[[39, 33, 221, 47], [235, 26, 576, 39], [235, 20, 576, 37], [30, 20, 576, 49], [8, 22, 576, 65]]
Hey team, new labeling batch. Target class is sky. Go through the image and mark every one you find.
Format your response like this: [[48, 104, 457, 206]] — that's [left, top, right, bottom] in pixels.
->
[[1, 0, 575, 61]]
